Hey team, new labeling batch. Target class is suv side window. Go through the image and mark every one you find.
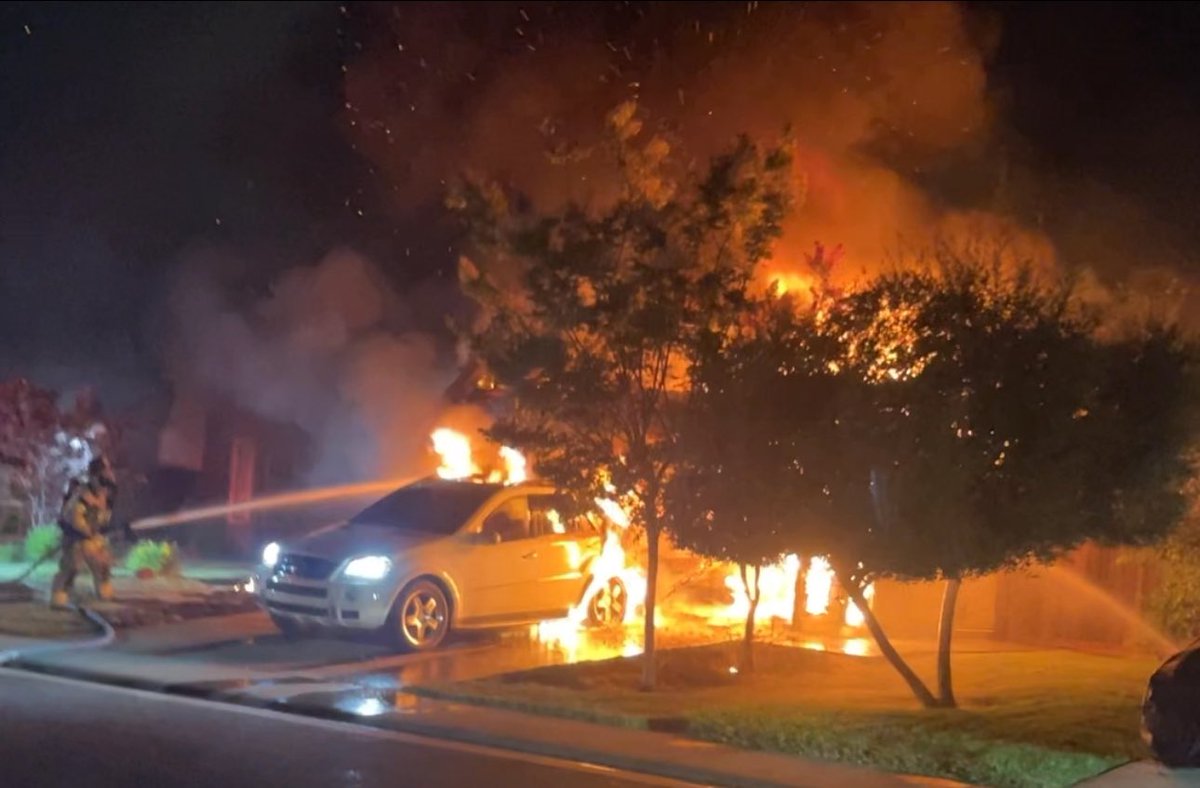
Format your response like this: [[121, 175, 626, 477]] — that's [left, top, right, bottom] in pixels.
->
[[480, 496, 530, 542], [530, 494, 591, 537]]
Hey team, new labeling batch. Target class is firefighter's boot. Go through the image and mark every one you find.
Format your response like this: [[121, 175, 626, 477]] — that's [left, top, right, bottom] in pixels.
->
[[49, 543, 80, 609]]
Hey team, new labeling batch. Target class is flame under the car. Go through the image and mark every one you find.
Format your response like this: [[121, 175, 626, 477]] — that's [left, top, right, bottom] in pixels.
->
[[427, 426, 873, 658]]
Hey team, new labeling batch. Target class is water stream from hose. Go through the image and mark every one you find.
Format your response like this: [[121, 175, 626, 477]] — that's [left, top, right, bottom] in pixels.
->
[[129, 477, 418, 533]]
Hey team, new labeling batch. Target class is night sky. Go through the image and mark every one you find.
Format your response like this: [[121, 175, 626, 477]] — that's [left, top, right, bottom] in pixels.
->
[[2, 1, 1200, 406]]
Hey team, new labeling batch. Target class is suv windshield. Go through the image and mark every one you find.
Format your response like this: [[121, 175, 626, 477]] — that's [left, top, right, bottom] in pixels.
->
[[349, 482, 501, 534]]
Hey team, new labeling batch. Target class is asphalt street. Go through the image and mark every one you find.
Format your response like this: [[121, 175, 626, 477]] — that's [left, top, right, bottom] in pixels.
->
[[0, 669, 697, 788]]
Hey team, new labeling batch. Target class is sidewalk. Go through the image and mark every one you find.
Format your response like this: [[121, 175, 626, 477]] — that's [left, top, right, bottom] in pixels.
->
[[2, 615, 963, 788], [314, 693, 965, 788], [10, 612, 280, 688], [1080, 762, 1200, 786]]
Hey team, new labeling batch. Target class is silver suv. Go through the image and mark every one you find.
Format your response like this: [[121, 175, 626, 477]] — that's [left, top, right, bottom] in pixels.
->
[[256, 478, 621, 651]]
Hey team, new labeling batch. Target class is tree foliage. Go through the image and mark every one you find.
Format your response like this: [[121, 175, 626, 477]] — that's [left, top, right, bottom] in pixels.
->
[[667, 301, 804, 671], [451, 102, 792, 688], [684, 255, 1197, 706], [807, 258, 1197, 705], [0, 379, 112, 530], [810, 260, 1195, 580], [1150, 492, 1200, 641]]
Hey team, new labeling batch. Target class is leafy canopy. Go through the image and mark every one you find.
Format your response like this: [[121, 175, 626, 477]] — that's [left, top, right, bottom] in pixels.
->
[[451, 102, 792, 515]]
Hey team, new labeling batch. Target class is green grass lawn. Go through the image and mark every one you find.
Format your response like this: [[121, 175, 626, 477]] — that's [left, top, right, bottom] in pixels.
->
[[409, 641, 1160, 788]]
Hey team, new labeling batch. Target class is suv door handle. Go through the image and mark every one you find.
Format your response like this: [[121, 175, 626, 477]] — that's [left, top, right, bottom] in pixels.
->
[[522, 550, 538, 559]]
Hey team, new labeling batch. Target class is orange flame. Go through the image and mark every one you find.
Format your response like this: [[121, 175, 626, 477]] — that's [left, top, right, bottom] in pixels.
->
[[431, 427, 528, 486], [844, 582, 875, 627], [719, 553, 873, 631], [499, 445, 527, 485], [766, 270, 815, 298], [724, 554, 801, 621], [430, 428, 643, 658], [431, 428, 478, 480], [805, 556, 835, 615], [537, 498, 646, 660]]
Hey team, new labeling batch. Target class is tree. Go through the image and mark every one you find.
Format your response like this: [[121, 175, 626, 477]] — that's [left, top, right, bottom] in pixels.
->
[[1151, 497, 1200, 641], [0, 379, 113, 530], [667, 302, 801, 672], [744, 257, 1197, 707], [451, 102, 792, 689], [837, 261, 1194, 706]]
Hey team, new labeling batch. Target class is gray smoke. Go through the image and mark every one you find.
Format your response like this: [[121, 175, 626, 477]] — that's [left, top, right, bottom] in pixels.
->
[[165, 248, 457, 483]]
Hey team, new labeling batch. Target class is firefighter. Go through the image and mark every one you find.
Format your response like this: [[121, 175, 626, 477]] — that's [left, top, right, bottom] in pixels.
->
[[49, 456, 117, 607]]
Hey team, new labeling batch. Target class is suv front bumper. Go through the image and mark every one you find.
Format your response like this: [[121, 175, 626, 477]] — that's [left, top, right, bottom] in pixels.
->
[[254, 568, 394, 630]]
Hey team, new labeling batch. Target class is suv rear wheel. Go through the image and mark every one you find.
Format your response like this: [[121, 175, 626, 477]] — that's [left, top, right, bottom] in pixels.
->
[[390, 579, 450, 652], [586, 576, 627, 626]]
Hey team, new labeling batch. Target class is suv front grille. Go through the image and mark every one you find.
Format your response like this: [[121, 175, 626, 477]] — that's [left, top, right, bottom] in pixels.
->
[[266, 580, 328, 598], [276, 554, 337, 580], [265, 600, 327, 616]]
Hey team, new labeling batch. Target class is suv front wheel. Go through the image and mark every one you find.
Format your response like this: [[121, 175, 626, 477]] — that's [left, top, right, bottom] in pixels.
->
[[390, 579, 450, 652]]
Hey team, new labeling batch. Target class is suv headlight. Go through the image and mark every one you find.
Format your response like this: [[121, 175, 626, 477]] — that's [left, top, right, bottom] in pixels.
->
[[262, 542, 281, 568], [344, 555, 392, 580]]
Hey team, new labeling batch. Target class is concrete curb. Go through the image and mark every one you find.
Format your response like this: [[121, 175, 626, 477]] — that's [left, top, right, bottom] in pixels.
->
[[274, 695, 800, 788]]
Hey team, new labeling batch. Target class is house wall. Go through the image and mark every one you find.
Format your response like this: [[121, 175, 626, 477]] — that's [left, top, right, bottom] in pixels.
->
[[873, 574, 998, 639], [993, 543, 1161, 650], [867, 543, 1164, 650]]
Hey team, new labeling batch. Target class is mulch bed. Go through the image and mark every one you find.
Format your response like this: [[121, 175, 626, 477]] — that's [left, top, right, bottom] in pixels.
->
[[0, 585, 259, 637], [89, 591, 259, 629]]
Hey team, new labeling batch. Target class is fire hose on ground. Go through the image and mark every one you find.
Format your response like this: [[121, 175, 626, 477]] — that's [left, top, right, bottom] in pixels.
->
[[0, 604, 115, 665], [0, 526, 135, 665]]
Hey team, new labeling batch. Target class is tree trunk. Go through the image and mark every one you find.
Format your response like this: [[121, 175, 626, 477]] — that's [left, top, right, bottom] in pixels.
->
[[791, 559, 806, 631], [936, 576, 961, 708], [740, 563, 761, 673], [640, 521, 660, 691], [842, 575, 939, 708]]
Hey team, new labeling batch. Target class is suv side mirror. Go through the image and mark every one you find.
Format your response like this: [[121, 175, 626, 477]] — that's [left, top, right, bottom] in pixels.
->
[[472, 530, 502, 545]]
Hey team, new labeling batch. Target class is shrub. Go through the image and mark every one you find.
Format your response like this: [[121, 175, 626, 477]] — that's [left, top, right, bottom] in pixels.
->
[[1150, 516, 1200, 641], [124, 540, 180, 576], [24, 524, 61, 562]]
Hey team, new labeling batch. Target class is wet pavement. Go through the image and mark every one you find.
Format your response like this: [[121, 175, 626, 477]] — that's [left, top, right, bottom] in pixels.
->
[[0, 669, 697, 788], [5, 606, 665, 708], [144, 613, 652, 693], [0, 604, 982, 787]]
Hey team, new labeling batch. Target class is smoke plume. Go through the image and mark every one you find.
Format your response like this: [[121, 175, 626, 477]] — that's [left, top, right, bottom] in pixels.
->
[[343, 2, 1052, 280], [165, 249, 460, 482]]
